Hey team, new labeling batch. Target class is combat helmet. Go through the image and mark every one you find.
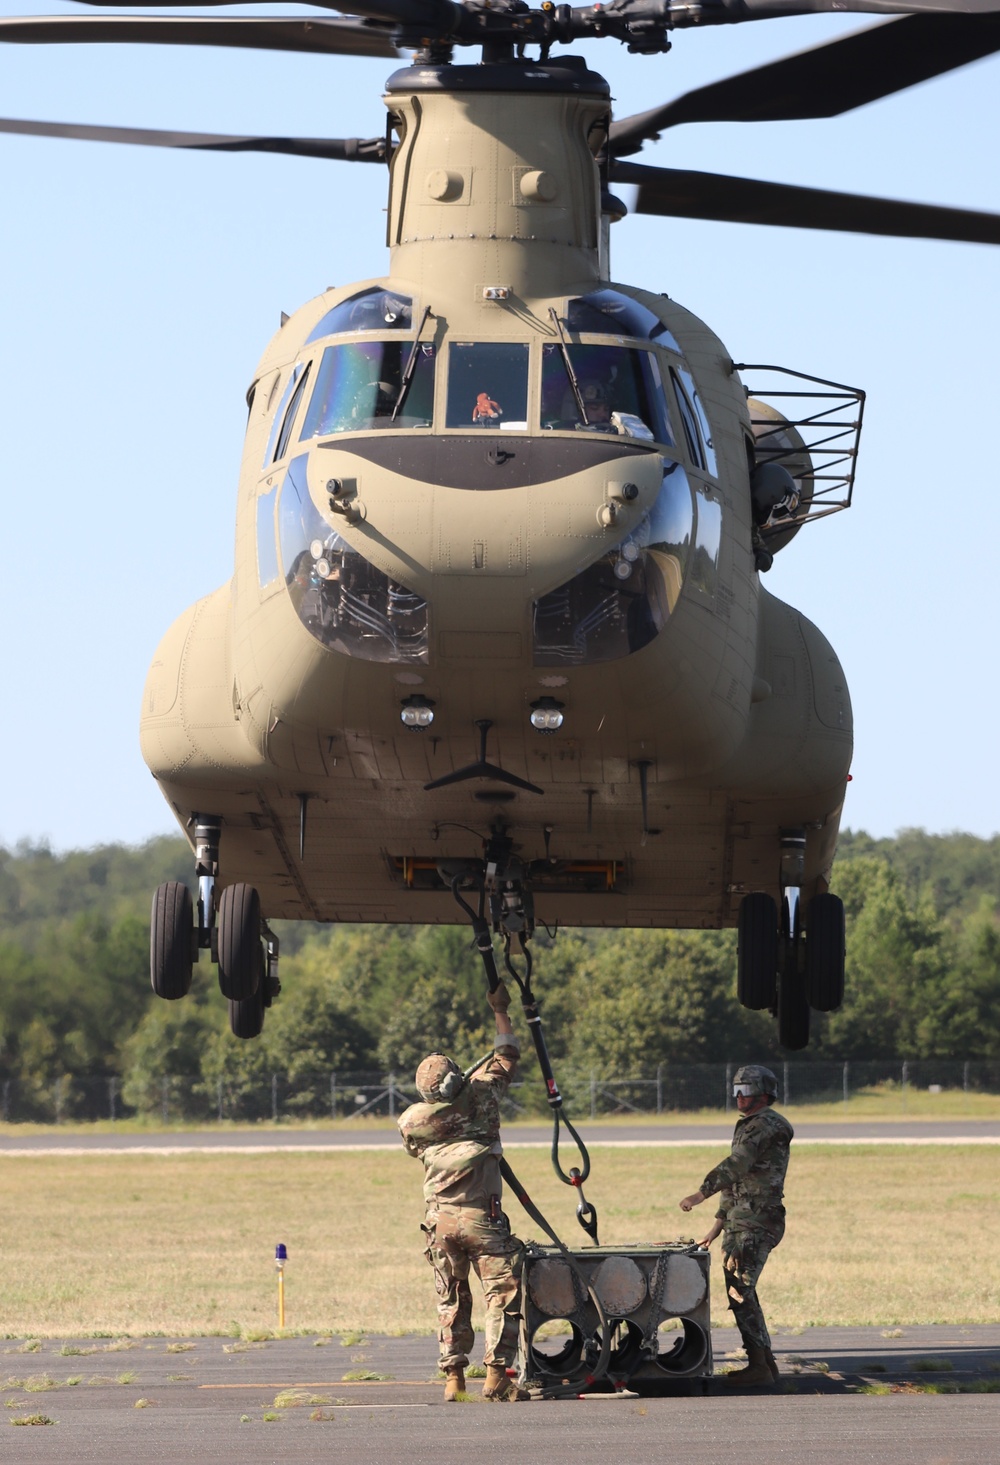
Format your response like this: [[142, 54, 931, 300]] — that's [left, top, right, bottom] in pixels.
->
[[732, 1064, 779, 1098], [415, 1052, 464, 1104]]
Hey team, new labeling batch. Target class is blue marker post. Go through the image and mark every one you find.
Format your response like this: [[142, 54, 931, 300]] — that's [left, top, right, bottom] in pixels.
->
[[275, 1244, 288, 1330]]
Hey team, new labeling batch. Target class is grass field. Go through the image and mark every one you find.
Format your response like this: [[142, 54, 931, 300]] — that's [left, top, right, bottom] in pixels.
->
[[2, 1144, 998, 1338]]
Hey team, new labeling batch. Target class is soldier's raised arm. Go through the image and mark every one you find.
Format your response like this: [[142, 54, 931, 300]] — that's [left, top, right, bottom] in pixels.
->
[[486, 980, 519, 1061]]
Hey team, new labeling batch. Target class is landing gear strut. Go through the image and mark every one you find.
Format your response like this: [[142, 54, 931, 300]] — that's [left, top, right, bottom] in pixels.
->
[[149, 814, 281, 1039], [736, 827, 845, 1051]]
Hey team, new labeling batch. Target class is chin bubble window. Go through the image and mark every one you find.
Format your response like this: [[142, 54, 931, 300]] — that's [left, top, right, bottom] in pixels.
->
[[692, 489, 722, 598], [278, 455, 428, 663], [256, 485, 279, 589], [540, 343, 673, 446], [299, 341, 435, 436], [446, 343, 529, 430], [532, 462, 694, 665]]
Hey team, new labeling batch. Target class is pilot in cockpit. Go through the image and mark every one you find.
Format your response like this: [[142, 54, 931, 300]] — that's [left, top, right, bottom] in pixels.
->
[[579, 380, 611, 426]]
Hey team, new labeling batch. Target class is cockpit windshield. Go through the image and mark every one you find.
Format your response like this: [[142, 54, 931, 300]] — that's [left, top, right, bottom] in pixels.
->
[[566, 289, 682, 352], [540, 341, 674, 445], [446, 343, 529, 429], [300, 341, 435, 437], [305, 288, 413, 343]]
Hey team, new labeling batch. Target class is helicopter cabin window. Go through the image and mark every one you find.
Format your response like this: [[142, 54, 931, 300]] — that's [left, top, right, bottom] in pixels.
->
[[540, 342, 673, 445], [671, 366, 718, 477], [278, 454, 429, 663], [304, 288, 413, 343], [263, 361, 309, 467], [300, 341, 435, 437], [532, 463, 694, 665], [256, 485, 279, 589], [691, 488, 722, 598], [446, 343, 529, 430], [566, 289, 683, 352]]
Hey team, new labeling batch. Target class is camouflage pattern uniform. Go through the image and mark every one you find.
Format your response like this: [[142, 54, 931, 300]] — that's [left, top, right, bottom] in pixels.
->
[[699, 1105, 794, 1351], [398, 1049, 523, 1372]]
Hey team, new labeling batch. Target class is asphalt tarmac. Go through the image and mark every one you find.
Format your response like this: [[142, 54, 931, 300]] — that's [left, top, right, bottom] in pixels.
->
[[3, 1327, 998, 1464], [3, 1118, 999, 1153]]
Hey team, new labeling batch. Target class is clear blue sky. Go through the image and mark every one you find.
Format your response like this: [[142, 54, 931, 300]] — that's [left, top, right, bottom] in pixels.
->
[[1, 3, 998, 851]]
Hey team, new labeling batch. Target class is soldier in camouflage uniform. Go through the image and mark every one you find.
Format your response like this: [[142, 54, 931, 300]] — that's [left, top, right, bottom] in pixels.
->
[[679, 1064, 793, 1387], [397, 980, 528, 1403]]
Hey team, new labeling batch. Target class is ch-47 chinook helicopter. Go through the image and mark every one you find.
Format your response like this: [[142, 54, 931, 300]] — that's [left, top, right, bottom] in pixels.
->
[[4, 0, 1000, 1052]]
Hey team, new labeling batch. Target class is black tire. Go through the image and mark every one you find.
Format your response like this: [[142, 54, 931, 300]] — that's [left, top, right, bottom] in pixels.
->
[[805, 893, 846, 1011], [217, 883, 262, 1001], [778, 895, 810, 1050], [228, 987, 265, 1040], [150, 881, 194, 1000], [737, 892, 778, 1010]]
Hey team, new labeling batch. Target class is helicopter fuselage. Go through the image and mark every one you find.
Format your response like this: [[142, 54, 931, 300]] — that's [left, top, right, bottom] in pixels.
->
[[140, 57, 852, 929]]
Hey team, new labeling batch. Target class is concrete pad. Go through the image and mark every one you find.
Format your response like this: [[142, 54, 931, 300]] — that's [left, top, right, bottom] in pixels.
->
[[3, 1327, 997, 1464]]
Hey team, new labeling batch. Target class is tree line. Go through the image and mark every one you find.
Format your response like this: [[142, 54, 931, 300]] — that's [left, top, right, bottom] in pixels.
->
[[0, 830, 998, 1111]]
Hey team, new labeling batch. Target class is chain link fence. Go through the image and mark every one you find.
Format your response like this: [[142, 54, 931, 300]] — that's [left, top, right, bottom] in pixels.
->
[[2, 1059, 999, 1126]]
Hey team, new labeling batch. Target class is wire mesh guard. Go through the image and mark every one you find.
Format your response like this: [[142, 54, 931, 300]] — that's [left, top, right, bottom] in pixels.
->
[[521, 1242, 712, 1394], [735, 362, 865, 534]]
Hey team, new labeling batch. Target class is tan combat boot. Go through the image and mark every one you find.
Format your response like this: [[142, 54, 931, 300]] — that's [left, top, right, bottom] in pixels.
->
[[482, 1366, 529, 1401], [443, 1367, 465, 1402], [724, 1346, 776, 1388]]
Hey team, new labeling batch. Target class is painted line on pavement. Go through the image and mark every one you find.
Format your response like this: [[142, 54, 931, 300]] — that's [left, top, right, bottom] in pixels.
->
[[1, 1136, 998, 1157]]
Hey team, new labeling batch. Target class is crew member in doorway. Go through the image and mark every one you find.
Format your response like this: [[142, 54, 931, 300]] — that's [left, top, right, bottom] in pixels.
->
[[678, 1064, 792, 1387], [397, 981, 528, 1402], [472, 391, 502, 424]]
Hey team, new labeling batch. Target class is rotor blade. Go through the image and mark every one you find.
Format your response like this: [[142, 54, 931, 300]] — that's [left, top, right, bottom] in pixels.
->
[[687, 0, 1000, 19], [69, 0, 453, 24], [0, 15, 399, 59], [611, 14, 1000, 155], [0, 115, 386, 160], [614, 160, 1000, 244]]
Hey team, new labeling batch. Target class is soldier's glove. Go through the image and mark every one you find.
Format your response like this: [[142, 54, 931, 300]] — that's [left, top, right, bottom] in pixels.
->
[[486, 980, 511, 1014]]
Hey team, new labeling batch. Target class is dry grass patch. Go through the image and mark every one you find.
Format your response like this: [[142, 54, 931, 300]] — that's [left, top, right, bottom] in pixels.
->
[[1, 1145, 997, 1334]]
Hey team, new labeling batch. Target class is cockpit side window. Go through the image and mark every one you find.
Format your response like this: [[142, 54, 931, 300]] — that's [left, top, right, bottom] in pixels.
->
[[446, 343, 530, 430], [305, 288, 413, 343], [541, 342, 673, 446], [566, 289, 682, 352], [272, 362, 312, 464], [299, 341, 435, 437], [671, 366, 718, 477], [264, 362, 305, 467]]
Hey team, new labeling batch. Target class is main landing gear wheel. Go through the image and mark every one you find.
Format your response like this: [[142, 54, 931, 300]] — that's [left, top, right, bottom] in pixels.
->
[[150, 881, 195, 1000], [777, 894, 810, 1051], [228, 984, 265, 1040], [737, 893, 778, 1010], [217, 883, 263, 1002], [805, 893, 846, 1011]]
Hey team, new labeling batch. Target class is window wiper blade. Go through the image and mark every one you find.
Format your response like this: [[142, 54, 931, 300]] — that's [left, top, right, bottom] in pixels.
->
[[391, 305, 433, 421], [548, 306, 590, 426]]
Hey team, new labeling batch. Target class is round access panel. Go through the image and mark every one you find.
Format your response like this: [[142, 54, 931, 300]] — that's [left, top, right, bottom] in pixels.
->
[[661, 1254, 707, 1314], [528, 1258, 577, 1318], [592, 1255, 647, 1316]]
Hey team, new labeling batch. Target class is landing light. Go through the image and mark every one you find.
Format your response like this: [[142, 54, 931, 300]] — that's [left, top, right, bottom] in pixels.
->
[[530, 697, 565, 734], [400, 694, 435, 730]]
